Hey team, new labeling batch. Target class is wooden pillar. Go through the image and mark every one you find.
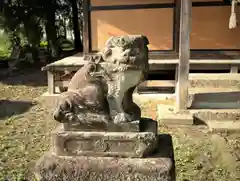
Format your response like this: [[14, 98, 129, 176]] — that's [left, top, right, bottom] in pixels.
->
[[230, 66, 238, 73], [175, 0, 192, 111], [83, 0, 90, 55], [47, 71, 55, 94]]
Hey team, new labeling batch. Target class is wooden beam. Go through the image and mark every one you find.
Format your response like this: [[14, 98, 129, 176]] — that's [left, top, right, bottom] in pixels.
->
[[175, 0, 192, 111], [141, 80, 175, 87], [83, 0, 90, 54]]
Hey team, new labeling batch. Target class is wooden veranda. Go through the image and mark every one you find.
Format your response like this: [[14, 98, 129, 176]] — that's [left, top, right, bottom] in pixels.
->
[[42, 0, 240, 112]]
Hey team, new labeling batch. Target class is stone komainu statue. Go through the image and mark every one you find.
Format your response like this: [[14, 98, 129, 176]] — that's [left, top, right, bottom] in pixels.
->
[[53, 35, 149, 125]]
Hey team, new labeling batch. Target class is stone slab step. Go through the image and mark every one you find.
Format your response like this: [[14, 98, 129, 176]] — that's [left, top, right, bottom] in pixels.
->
[[134, 87, 240, 104], [157, 104, 240, 132], [138, 74, 240, 91], [190, 101, 240, 109], [188, 90, 240, 109], [189, 73, 240, 80], [190, 73, 240, 88], [192, 110, 240, 132], [157, 104, 193, 126], [188, 87, 240, 93], [205, 120, 240, 132]]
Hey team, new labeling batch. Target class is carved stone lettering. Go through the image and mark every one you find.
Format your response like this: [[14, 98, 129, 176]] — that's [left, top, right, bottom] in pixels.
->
[[52, 126, 157, 158]]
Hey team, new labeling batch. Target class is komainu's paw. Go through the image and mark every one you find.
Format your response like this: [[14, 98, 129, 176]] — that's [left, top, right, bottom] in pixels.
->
[[113, 112, 133, 124]]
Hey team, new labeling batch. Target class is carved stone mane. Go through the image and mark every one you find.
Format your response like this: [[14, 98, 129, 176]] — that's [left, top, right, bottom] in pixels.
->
[[53, 35, 149, 126]]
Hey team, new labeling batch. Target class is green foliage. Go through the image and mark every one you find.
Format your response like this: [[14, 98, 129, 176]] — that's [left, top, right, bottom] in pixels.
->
[[40, 41, 48, 47], [1, 1, 43, 46], [0, 0, 84, 60], [0, 32, 12, 58]]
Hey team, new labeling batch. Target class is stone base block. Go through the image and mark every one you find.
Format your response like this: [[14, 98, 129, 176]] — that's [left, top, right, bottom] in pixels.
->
[[52, 126, 158, 158], [63, 118, 158, 134], [63, 120, 140, 132], [35, 134, 175, 181]]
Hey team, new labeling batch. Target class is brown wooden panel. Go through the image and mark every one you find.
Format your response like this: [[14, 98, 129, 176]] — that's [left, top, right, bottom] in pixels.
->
[[91, 9, 173, 51], [91, 0, 174, 6], [192, 0, 222, 2], [191, 6, 240, 49]]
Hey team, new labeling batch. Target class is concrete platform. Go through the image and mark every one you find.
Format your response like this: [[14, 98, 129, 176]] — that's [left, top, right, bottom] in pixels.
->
[[157, 104, 193, 126], [189, 90, 240, 109], [41, 92, 61, 97], [157, 104, 240, 132], [34, 134, 176, 181], [192, 109, 240, 132], [38, 92, 60, 109]]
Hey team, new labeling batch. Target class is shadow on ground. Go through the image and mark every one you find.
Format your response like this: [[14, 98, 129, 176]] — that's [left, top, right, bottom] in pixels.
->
[[0, 100, 36, 119], [0, 68, 47, 87]]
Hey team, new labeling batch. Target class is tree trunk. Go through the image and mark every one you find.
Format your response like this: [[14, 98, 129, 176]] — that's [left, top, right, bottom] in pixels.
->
[[45, 10, 59, 58], [31, 45, 39, 62], [63, 18, 67, 38], [23, 20, 40, 62], [71, 0, 83, 52]]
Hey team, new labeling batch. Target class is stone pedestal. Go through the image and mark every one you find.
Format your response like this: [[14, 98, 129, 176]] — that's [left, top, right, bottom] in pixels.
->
[[35, 134, 175, 181], [34, 119, 175, 181], [35, 35, 175, 180], [34, 117, 175, 180]]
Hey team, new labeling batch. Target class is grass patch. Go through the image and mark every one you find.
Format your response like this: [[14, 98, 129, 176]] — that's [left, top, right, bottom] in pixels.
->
[[0, 70, 55, 180], [140, 100, 240, 181], [171, 129, 240, 181]]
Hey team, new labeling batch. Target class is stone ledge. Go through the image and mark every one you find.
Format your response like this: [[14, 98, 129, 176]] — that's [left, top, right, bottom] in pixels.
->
[[207, 120, 240, 132], [41, 92, 61, 97], [157, 104, 193, 126], [157, 104, 240, 132], [192, 110, 240, 132], [63, 118, 158, 133], [63, 120, 140, 132], [34, 134, 175, 181]]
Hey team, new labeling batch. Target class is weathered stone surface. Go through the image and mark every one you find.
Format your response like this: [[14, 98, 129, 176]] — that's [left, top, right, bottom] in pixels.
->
[[53, 35, 149, 125], [52, 126, 157, 158], [63, 118, 158, 133], [63, 120, 140, 132], [34, 134, 175, 181]]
